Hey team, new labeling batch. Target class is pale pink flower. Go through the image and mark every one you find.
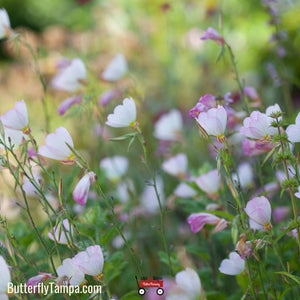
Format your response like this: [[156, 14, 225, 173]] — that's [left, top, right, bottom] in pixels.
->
[[245, 196, 272, 229], [0, 127, 26, 150], [100, 156, 128, 182], [200, 27, 225, 45], [286, 112, 300, 143], [219, 252, 245, 275], [22, 165, 42, 197], [273, 206, 289, 224], [98, 89, 119, 106], [38, 127, 75, 163], [239, 111, 277, 140], [154, 110, 183, 141], [106, 97, 136, 128], [232, 162, 253, 189], [295, 186, 300, 199], [174, 268, 201, 298], [0, 9, 11, 39], [73, 172, 96, 205], [266, 103, 282, 120], [195, 169, 221, 196], [48, 219, 73, 244], [162, 153, 188, 178], [187, 213, 227, 234], [174, 183, 197, 198], [27, 272, 52, 288], [72, 245, 104, 276], [189, 94, 216, 118], [57, 95, 82, 115], [101, 54, 128, 81], [0, 255, 11, 296], [196, 105, 227, 139], [51, 58, 87, 92], [0, 100, 30, 134], [242, 139, 274, 156], [243, 86, 260, 102], [56, 258, 84, 286], [249, 219, 265, 232]]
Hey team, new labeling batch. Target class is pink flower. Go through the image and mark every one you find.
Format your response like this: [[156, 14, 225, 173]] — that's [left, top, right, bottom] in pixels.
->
[[273, 206, 288, 224], [200, 27, 225, 45], [57, 95, 82, 115], [0, 100, 31, 134], [51, 58, 87, 92], [286, 112, 300, 143], [187, 213, 227, 233], [242, 139, 274, 156], [0, 255, 11, 295], [27, 272, 52, 288], [72, 245, 104, 276], [73, 172, 96, 205], [106, 97, 136, 128], [56, 258, 85, 286], [243, 86, 260, 102], [0, 127, 26, 150], [266, 103, 282, 120], [38, 127, 75, 163], [239, 111, 277, 140], [195, 169, 221, 196], [244, 196, 272, 229], [48, 219, 73, 244], [98, 89, 119, 106], [219, 252, 245, 275], [0, 9, 11, 39], [196, 105, 227, 140], [162, 153, 188, 179], [189, 94, 216, 118]]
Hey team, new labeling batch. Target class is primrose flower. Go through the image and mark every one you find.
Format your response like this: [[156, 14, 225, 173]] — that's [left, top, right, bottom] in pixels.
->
[[232, 162, 253, 189], [0, 255, 11, 297], [0, 100, 31, 134], [245, 196, 272, 230], [102, 53, 128, 81], [189, 94, 216, 118], [266, 103, 282, 120], [239, 111, 277, 140], [286, 112, 300, 143], [73, 172, 96, 205], [219, 252, 245, 275], [57, 95, 82, 115], [38, 127, 75, 163], [51, 58, 87, 92], [243, 86, 260, 103], [200, 27, 225, 45], [0, 9, 11, 39], [295, 186, 300, 199], [162, 153, 188, 179], [0, 127, 26, 150], [100, 156, 128, 182], [72, 245, 104, 276], [48, 219, 73, 244], [187, 212, 227, 234], [195, 169, 221, 197], [154, 109, 183, 141], [106, 97, 136, 128], [56, 258, 85, 286], [27, 272, 52, 288], [174, 182, 197, 198], [196, 105, 227, 141], [242, 139, 274, 156]]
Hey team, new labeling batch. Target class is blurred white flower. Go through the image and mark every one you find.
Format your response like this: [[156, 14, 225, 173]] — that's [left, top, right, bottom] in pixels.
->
[[0, 8, 10, 39], [100, 156, 129, 182], [232, 162, 253, 189], [162, 153, 188, 178], [56, 258, 84, 286], [106, 97, 136, 128], [265, 103, 282, 120], [0, 127, 26, 150], [51, 58, 87, 92], [219, 252, 245, 275], [154, 109, 183, 141], [48, 219, 73, 245], [195, 169, 221, 196], [0, 255, 11, 297], [286, 112, 300, 143], [174, 182, 197, 198], [102, 54, 128, 81]]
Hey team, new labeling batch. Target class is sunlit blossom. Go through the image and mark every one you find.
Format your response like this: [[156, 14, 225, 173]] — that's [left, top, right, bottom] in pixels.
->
[[195, 169, 221, 196]]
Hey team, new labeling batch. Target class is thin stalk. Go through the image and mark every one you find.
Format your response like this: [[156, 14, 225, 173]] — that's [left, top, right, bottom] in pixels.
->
[[134, 123, 174, 276], [246, 258, 259, 300]]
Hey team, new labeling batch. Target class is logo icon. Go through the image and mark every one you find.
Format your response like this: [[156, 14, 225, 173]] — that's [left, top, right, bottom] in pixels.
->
[[135, 276, 164, 296]]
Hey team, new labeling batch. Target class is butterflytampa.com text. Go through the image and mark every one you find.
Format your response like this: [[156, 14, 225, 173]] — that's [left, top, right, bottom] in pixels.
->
[[7, 282, 102, 296]]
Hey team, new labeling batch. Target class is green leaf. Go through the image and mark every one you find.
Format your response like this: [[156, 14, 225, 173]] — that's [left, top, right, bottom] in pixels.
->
[[276, 272, 300, 285], [201, 210, 235, 221], [109, 133, 137, 141], [121, 290, 140, 300]]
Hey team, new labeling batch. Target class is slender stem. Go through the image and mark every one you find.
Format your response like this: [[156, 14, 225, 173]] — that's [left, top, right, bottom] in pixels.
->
[[246, 258, 259, 300], [135, 123, 174, 276]]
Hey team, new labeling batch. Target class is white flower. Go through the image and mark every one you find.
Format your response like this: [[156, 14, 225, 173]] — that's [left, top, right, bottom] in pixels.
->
[[73, 172, 96, 205], [0, 9, 10, 39], [0, 255, 11, 296], [195, 169, 221, 195], [102, 54, 128, 81], [162, 153, 188, 178], [38, 127, 75, 163], [56, 258, 85, 286], [174, 182, 197, 198], [286, 112, 300, 143], [0, 128, 26, 150], [219, 252, 245, 275], [48, 219, 73, 245], [295, 186, 300, 199], [51, 58, 87, 92], [232, 162, 253, 189], [100, 156, 129, 182], [266, 103, 282, 120], [154, 109, 183, 141], [106, 97, 136, 128]]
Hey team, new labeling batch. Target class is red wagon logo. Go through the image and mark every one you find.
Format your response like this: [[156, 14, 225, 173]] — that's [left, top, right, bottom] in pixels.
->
[[136, 276, 164, 296]]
